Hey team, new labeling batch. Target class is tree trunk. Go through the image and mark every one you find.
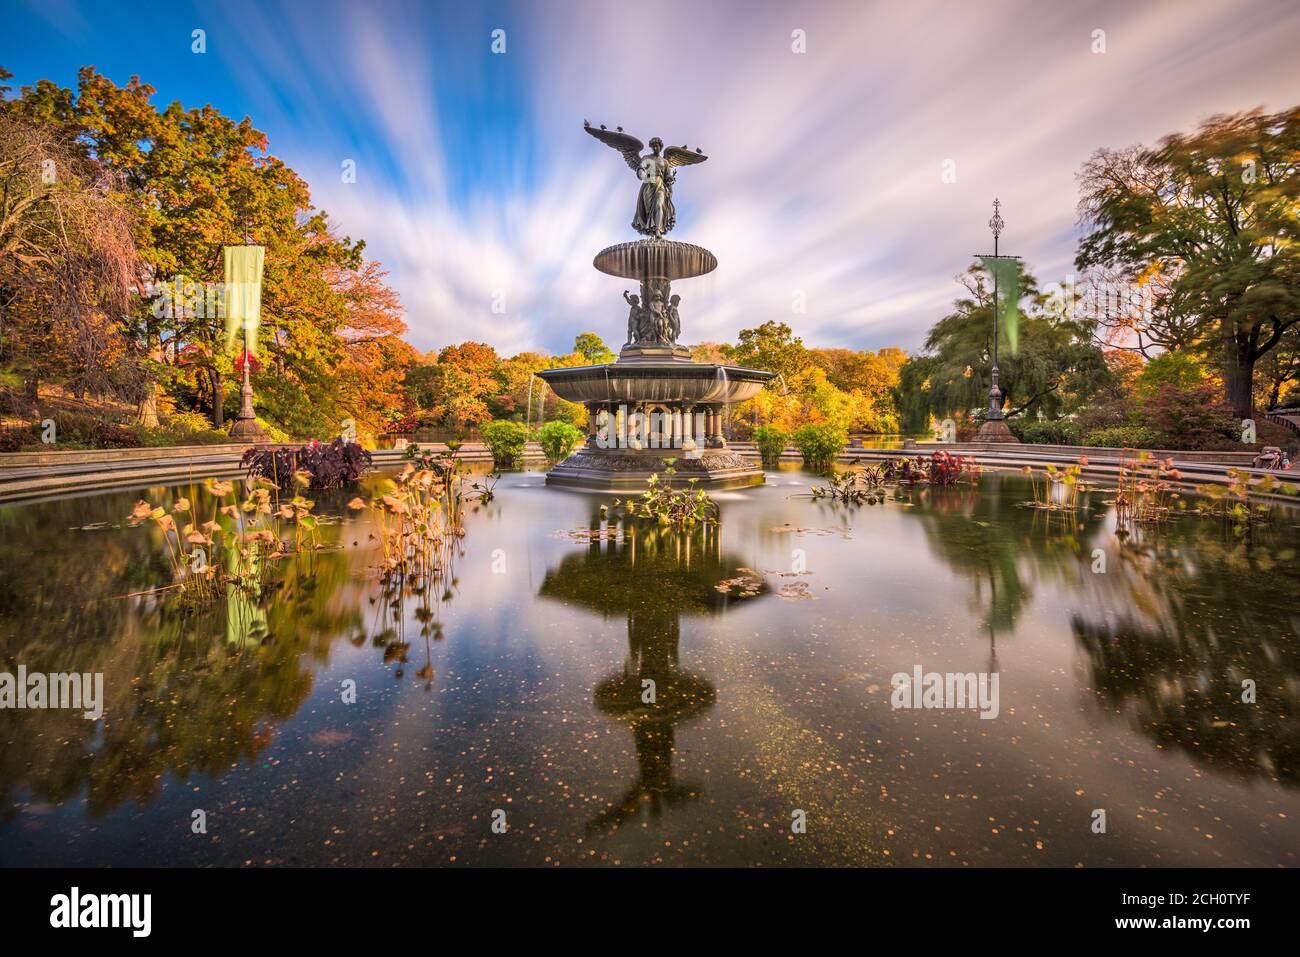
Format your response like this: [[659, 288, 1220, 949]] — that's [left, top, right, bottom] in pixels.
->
[[137, 341, 163, 429], [137, 388, 159, 428], [212, 368, 225, 428], [1223, 332, 1255, 420]]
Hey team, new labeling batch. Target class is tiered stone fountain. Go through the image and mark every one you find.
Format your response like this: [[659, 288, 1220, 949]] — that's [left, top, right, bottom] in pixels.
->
[[536, 123, 774, 490]]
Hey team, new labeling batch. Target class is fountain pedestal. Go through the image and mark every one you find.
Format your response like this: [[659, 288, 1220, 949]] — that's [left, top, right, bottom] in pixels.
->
[[538, 134, 776, 491]]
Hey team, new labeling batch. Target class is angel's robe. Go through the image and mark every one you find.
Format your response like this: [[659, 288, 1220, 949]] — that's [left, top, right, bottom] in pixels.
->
[[634, 157, 675, 237]]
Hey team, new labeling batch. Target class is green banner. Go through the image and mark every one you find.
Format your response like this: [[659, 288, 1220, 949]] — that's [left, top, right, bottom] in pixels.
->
[[223, 245, 265, 355], [980, 255, 1019, 356]]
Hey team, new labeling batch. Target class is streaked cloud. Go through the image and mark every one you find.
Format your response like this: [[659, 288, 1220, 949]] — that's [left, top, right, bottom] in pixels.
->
[[8, 0, 1300, 355]]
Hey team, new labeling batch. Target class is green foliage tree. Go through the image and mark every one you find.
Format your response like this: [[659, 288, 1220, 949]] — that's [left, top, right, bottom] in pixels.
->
[[724, 320, 809, 384], [897, 262, 1111, 432], [573, 332, 616, 364], [1133, 351, 1206, 398], [1075, 106, 1300, 417]]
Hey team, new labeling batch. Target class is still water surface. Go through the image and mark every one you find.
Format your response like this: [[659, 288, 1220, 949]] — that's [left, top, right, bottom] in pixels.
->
[[1, 466, 1297, 866]]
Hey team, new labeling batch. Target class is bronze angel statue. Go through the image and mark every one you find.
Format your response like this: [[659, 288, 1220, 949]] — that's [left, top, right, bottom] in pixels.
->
[[584, 122, 708, 238]]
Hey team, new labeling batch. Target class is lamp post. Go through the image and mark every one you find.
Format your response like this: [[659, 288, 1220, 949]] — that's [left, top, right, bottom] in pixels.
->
[[225, 243, 267, 443], [228, 317, 265, 441], [975, 199, 1020, 443]]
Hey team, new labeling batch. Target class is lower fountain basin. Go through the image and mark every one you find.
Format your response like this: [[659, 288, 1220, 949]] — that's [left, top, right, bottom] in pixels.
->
[[542, 447, 765, 491], [535, 362, 775, 405]]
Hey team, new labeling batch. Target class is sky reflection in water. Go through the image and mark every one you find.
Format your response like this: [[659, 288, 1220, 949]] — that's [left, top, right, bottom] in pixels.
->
[[0, 466, 1297, 866]]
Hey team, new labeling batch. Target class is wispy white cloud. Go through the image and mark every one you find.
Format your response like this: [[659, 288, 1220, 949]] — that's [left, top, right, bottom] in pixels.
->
[[206, 0, 1300, 355]]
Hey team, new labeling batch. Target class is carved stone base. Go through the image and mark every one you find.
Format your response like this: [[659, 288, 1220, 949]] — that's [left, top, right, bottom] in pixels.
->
[[977, 418, 1020, 443], [618, 343, 694, 363], [544, 446, 765, 491], [228, 416, 267, 443]]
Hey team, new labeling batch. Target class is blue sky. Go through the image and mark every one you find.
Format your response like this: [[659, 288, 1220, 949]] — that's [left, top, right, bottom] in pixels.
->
[[4, 0, 1300, 356]]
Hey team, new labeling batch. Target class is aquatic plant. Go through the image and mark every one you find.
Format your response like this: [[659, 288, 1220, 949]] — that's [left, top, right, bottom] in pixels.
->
[[356, 453, 487, 584], [602, 462, 718, 527], [537, 420, 584, 462], [241, 437, 372, 490], [1188, 468, 1298, 530], [1022, 458, 1087, 511], [792, 423, 847, 472], [881, 451, 972, 486], [810, 463, 890, 504], [754, 425, 789, 469], [927, 450, 970, 485], [404, 441, 453, 470], [481, 420, 529, 469], [1113, 452, 1181, 527], [124, 474, 325, 609], [810, 452, 973, 504]]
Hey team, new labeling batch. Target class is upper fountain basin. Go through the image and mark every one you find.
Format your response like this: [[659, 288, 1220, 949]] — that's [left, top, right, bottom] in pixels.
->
[[536, 362, 775, 405], [593, 239, 718, 281]]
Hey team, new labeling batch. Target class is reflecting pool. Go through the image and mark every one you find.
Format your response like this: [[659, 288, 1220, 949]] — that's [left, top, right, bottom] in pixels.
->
[[1, 466, 1297, 866]]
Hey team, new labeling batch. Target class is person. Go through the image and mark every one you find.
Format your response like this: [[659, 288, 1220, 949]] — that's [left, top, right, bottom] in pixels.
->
[[1252, 446, 1287, 469]]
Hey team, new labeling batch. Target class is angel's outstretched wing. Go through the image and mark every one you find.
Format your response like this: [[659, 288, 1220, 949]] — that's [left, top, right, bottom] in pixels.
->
[[664, 146, 708, 169], [584, 124, 644, 173]]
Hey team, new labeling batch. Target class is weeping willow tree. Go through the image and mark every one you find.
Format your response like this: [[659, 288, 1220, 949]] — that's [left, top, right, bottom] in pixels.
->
[[899, 261, 1111, 432]]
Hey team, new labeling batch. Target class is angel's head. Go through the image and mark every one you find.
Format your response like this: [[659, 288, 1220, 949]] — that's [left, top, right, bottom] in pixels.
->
[[669, 294, 681, 305], [648, 137, 663, 154]]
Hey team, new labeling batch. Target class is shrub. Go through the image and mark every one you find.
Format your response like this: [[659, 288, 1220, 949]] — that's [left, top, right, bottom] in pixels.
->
[[1011, 419, 1082, 445], [134, 409, 232, 447], [1085, 425, 1161, 449], [1074, 397, 1135, 436], [0, 425, 41, 452], [241, 437, 372, 490], [754, 426, 788, 468], [166, 409, 220, 435], [481, 420, 529, 469], [792, 423, 847, 472], [53, 412, 142, 448], [537, 420, 583, 462], [1143, 382, 1238, 450]]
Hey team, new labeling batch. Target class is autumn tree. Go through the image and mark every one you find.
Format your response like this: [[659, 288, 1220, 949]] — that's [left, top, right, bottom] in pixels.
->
[[1076, 107, 1300, 417], [4, 67, 409, 436], [0, 105, 139, 410]]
